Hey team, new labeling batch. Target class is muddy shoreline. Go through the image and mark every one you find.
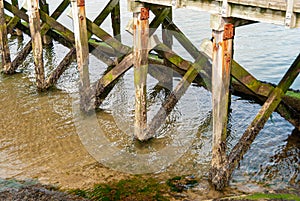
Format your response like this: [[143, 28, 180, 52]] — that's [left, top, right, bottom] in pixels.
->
[[0, 178, 299, 201]]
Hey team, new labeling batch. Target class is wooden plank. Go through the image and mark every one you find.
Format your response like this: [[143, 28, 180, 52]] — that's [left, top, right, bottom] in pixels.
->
[[71, 0, 91, 112], [28, 0, 45, 90], [140, 0, 300, 12], [141, 0, 300, 27], [0, 0, 11, 73], [133, 7, 150, 141]]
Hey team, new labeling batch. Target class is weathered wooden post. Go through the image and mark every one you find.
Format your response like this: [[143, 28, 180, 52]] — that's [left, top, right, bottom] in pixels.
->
[[133, 2, 149, 141], [0, 0, 12, 73], [39, 0, 52, 45], [27, 0, 45, 89], [210, 12, 234, 188], [71, 0, 91, 112], [162, 7, 173, 90], [111, 0, 121, 41]]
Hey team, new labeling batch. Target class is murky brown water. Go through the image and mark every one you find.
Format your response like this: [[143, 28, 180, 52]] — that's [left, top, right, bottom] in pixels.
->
[[0, 0, 299, 198]]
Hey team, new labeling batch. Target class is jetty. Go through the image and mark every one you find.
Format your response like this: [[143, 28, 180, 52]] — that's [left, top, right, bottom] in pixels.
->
[[0, 0, 299, 190]]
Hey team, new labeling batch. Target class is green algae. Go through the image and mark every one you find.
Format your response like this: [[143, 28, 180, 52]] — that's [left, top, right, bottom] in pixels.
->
[[243, 193, 300, 201], [69, 176, 170, 201]]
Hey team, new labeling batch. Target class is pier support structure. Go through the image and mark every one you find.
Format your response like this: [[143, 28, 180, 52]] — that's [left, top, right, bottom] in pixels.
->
[[161, 7, 173, 89], [28, 0, 45, 90], [133, 4, 150, 140], [71, 0, 91, 112], [0, 0, 299, 191], [210, 14, 234, 188]]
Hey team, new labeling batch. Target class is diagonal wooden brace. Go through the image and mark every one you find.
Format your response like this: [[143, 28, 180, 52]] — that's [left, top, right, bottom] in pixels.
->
[[212, 53, 300, 190]]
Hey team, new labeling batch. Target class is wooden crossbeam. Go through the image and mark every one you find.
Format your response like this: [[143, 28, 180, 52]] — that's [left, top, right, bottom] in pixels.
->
[[6, 0, 22, 35], [86, 18, 130, 55], [143, 38, 211, 139], [93, 53, 134, 107], [149, 7, 170, 36], [151, 7, 201, 60], [200, 39, 300, 129], [92, 7, 173, 108], [4, 0, 69, 74]]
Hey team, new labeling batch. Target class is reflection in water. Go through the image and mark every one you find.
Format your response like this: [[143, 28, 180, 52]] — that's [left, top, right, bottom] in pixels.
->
[[73, 69, 212, 174], [256, 128, 300, 185]]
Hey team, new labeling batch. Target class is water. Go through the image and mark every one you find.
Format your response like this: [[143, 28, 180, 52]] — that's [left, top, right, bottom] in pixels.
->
[[0, 0, 299, 195]]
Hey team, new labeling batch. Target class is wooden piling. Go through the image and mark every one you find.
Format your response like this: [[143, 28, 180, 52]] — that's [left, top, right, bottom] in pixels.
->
[[111, 1, 121, 41], [210, 14, 234, 184], [0, 0, 12, 73], [71, 0, 91, 112], [161, 7, 173, 90], [133, 6, 149, 141], [28, 0, 45, 89]]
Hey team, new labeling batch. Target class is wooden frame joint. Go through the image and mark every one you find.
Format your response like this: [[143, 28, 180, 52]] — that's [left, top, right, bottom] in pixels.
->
[[77, 0, 85, 7], [223, 23, 234, 40], [285, 0, 296, 28], [140, 7, 149, 20]]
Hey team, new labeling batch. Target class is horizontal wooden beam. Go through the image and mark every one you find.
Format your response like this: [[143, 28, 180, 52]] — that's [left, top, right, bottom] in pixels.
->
[[139, 0, 300, 28]]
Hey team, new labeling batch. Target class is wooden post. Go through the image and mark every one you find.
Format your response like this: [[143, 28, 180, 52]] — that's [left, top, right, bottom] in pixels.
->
[[162, 6, 173, 90], [27, 0, 45, 89], [0, 0, 12, 73], [111, 0, 121, 41], [39, 0, 52, 45], [71, 0, 91, 112], [210, 14, 234, 184], [133, 6, 149, 141]]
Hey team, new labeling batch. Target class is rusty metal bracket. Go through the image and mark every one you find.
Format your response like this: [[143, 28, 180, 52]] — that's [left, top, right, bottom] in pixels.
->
[[140, 7, 149, 20], [77, 0, 85, 7], [223, 23, 234, 40]]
